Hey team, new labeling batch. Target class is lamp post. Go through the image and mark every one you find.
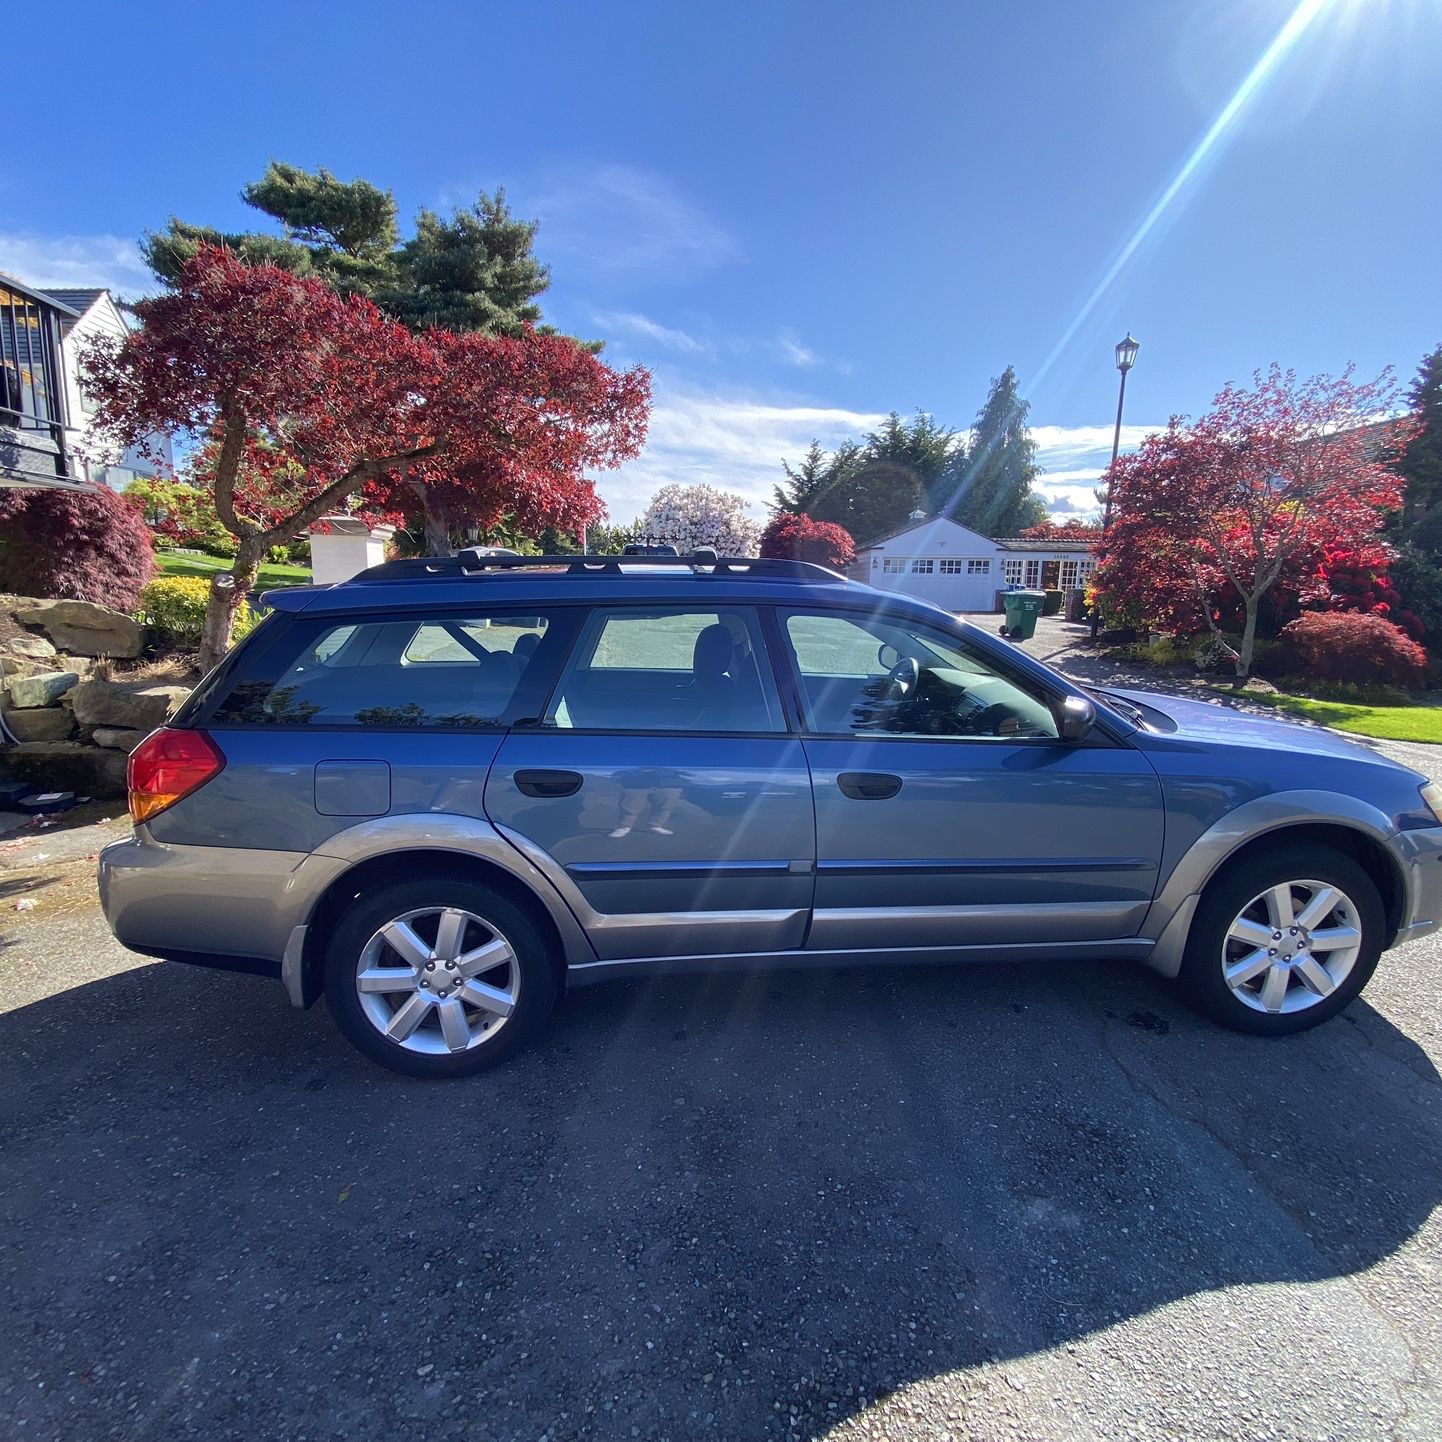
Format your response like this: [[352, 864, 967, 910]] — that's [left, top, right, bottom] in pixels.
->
[[1091, 332, 1139, 640]]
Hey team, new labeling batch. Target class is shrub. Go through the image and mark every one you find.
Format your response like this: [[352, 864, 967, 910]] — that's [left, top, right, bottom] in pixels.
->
[[758, 512, 856, 569], [141, 575, 255, 648], [1278, 612, 1427, 689], [0, 484, 155, 610]]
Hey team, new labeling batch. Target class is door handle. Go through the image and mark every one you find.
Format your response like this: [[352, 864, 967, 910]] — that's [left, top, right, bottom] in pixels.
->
[[837, 772, 902, 801], [514, 769, 584, 799]]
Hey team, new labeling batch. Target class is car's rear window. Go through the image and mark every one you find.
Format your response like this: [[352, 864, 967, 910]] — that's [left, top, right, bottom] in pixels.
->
[[210, 613, 554, 727]]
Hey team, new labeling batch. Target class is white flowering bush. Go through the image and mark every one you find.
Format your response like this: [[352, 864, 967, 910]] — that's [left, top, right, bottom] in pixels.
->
[[640, 483, 761, 556]]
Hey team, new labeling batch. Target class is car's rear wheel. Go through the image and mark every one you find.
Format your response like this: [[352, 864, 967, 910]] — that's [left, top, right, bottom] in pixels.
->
[[1178, 843, 1384, 1036], [324, 877, 557, 1078]]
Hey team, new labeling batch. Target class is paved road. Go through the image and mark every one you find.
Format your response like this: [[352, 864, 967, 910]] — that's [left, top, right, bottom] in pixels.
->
[[3, 700, 1442, 1439]]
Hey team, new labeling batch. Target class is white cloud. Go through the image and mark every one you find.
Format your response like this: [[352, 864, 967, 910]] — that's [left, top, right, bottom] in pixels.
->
[[0, 231, 153, 297], [534, 165, 738, 280], [775, 330, 822, 368], [591, 309, 713, 357], [1029, 423, 1158, 469], [593, 379, 885, 522]]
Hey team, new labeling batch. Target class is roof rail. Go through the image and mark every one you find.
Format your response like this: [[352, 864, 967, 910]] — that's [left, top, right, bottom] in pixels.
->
[[353, 550, 848, 584]]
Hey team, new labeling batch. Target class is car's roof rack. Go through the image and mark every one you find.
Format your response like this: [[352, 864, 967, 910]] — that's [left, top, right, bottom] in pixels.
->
[[354, 549, 848, 584]]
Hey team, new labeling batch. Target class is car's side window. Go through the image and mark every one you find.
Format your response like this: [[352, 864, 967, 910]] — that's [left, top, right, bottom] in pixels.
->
[[545, 605, 785, 733], [210, 612, 556, 728], [780, 609, 1060, 741]]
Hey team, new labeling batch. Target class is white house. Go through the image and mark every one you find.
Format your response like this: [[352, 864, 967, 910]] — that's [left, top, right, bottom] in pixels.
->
[[40, 288, 173, 491], [852, 512, 1096, 613]]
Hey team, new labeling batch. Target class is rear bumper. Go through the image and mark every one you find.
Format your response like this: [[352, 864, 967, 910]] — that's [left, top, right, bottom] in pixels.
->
[[98, 831, 346, 966]]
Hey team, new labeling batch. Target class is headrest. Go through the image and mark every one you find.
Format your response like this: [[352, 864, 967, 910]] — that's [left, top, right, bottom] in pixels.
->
[[693, 623, 734, 677]]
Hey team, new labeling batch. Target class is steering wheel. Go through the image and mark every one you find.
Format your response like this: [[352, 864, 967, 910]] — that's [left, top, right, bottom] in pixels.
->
[[881, 656, 920, 702]]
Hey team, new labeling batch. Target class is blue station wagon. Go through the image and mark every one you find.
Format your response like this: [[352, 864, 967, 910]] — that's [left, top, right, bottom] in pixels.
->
[[99, 551, 1442, 1077]]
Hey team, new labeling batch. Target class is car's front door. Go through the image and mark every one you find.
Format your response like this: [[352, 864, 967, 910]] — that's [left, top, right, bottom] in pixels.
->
[[774, 607, 1165, 951], [485, 603, 815, 961]]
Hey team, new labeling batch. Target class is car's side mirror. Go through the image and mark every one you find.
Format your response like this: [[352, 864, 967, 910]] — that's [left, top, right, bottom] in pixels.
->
[[1057, 694, 1095, 743]]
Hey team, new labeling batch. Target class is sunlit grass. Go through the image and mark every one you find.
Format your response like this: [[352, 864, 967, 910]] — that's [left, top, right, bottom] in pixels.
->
[[1213, 687, 1442, 744], [156, 549, 312, 591]]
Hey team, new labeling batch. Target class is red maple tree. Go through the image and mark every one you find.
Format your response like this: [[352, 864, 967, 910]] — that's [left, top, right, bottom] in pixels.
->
[[83, 246, 650, 666], [1093, 366, 1412, 676]]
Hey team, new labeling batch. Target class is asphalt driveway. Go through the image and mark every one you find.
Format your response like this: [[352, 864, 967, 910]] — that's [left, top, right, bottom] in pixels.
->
[[2, 699, 1441, 1439]]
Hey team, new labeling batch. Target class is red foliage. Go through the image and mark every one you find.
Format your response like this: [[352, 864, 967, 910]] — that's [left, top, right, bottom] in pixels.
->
[[1279, 612, 1427, 688], [83, 245, 649, 549], [759, 512, 856, 569], [1094, 366, 1414, 669], [1017, 519, 1101, 541], [81, 245, 650, 660], [0, 484, 155, 610]]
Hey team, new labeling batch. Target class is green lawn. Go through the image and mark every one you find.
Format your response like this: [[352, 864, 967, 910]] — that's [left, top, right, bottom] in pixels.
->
[[1213, 687, 1442, 744], [157, 550, 312, 590]]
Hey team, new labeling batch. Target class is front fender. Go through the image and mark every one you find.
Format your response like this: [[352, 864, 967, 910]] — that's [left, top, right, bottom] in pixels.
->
[[1142, 789, 1404, 978]]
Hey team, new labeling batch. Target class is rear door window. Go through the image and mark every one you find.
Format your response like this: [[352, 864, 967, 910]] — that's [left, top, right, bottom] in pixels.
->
[[211, 612, 558, 727], [545, 606, 785, 733]]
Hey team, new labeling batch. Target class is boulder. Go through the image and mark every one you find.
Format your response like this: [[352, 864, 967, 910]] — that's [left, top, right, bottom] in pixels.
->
[[7, 671, 80, 708], [13, 600, 142, 658], [92, 726, 147, 753], [6, 741, 128, 798], [3, 707, 75, 742], [4, 634, 56, 661], [68, 680, 190, 731]]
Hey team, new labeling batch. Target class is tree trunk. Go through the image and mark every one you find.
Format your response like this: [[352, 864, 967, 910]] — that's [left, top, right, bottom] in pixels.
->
[[198, 541, 262, 673], [1236, 596, 1260, 678], [421, 489, 453, 557]]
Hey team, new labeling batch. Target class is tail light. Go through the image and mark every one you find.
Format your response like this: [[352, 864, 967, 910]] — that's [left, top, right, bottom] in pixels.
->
[[128, 728, 226, 825]]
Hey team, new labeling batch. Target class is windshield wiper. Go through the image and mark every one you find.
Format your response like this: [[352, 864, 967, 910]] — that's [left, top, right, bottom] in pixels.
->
[[1089, 688, 1149, 728]]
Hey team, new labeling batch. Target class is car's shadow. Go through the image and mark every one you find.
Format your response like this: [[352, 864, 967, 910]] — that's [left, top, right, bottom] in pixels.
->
[[2, 954, 1438, 1441]]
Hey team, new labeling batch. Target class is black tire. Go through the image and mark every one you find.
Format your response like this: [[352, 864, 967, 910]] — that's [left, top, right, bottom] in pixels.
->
[[1178, 842, 1384, 1036], [324, 876, 558, 1078]]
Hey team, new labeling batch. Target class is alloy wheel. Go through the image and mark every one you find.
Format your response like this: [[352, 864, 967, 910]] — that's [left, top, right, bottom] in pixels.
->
[[1220, 879, 1363, 1015], [355, 906, 520, 1054]]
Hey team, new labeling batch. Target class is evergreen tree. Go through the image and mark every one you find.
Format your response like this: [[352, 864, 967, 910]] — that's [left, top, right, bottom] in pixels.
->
[[936, 366, 1047, 535], [774, 439, 863, 513], [864, 410, 956, 497], [389, 190, 550, 335], [143, 162, 555, 341], [1400, 344, 1442, 529], [810, 458, 924, 545]]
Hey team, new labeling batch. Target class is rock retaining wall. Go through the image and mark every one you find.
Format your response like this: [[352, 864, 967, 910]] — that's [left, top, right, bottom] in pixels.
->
[[0, 595, 190, 800]]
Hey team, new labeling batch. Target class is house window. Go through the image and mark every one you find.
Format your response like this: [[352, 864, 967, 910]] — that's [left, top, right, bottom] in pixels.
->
[[1059, 561, 1079, 589], [0, 287, 61, 429], [1002, 559, 1024, 586], [882, 557, 906, 574], [938, 558, 964, 574], [911, 558, 934, 574], [967, 559, 990, 575], [1077, 558, 1095, 579], [1024, 559, 1041, 588]]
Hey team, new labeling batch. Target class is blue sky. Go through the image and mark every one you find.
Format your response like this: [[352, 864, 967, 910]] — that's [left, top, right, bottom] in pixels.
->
[[6, 0, 1440, 521]]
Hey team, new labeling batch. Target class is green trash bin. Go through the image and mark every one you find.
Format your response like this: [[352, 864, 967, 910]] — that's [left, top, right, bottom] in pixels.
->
[[999, 589, 1047, 640]]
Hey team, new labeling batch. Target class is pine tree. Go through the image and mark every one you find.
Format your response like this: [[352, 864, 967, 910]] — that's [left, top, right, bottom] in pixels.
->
[[1401, 344, 1442, 529], [143, 163, 553, 340], [937, 366, 1047, 535]]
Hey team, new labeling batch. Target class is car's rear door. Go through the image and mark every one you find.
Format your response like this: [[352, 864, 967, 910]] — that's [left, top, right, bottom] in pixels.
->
[[485, 603, 815, 961], [774, 607, 1165, 951]]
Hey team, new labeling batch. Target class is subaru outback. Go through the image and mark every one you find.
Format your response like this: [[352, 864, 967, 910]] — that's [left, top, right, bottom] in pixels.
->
[[98, 551, 1442, 1078]]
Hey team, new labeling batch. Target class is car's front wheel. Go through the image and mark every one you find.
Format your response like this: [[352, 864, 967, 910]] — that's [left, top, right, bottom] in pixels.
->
[[324, 876, 557, 1077], [1178, 843, 1384, 1036]]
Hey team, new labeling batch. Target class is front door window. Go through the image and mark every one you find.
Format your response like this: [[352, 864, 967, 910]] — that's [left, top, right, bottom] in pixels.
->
[[780, 611, 1059, 740]]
